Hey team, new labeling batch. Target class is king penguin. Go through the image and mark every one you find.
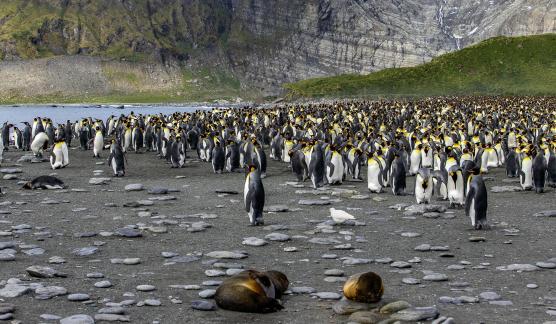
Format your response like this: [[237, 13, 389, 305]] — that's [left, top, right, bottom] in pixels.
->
[[367, 153, 384, 193], [390, 154, 406, 195], [31, 132, 49, 158], [244, 165, 265, 226], [466, 173, 489, 230], [447, 165, 465, 208], [532, 150, 547, 193], [519, 150, 533, 190], [308, 142, 325, 189], [50, 139, 66, 170], [415, 168, 433, 204], [108, 140, 126, 177], [326, 146, 345, 185], [93, 126, 104, 158], [212, 139, 225, 173]]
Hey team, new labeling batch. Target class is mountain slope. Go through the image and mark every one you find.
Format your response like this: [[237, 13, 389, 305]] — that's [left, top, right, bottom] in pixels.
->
[[284, 34, 556, 97], [0, 0, 554, 101]]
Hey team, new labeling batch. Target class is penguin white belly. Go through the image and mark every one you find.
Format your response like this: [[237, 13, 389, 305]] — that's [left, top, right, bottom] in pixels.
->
[[243, 174, 250, 207], [51, 147, 63, 169], [327, 155, 344, 184], [480, 153, 489, 173], [409, 151, 421, 175], [486, 150, 498, 168], [433, 156, 441, 171], [61, 143, 69, 166], [367, 163, 382, 192], [438, 180, 448, 200], [521, 159, 533, 189], [421, 151, 433, 168], [469, 197, 476, 226], [111, 157, 118, 175], [124, 133, 131, 151], [31, 133, 48, 155], [94, 134, 103, 156]]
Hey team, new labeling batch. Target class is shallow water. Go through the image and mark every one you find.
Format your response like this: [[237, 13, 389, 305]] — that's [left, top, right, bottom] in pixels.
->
[[0, 104, 214, 126]]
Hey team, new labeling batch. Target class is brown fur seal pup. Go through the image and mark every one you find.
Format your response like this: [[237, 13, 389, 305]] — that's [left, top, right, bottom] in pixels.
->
[[215, 269, 289, 313], [343, 272, 384, 303]]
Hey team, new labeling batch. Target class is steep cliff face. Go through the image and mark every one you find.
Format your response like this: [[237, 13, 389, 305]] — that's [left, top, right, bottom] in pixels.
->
[[228, 0, 555, 88], [0, 0, 554, 93]]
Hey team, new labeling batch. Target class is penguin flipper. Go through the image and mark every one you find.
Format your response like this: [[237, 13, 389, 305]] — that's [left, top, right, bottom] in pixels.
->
[[327, 162, 335, 178]]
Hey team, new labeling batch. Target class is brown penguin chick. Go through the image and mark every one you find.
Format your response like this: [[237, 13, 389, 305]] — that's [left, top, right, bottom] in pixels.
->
[[215, 270, 289, 313], [343, 272, 384, 303]]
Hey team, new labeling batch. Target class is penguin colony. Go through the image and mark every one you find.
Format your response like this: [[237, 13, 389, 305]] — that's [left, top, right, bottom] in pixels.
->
[[1, 97, 555, 231]]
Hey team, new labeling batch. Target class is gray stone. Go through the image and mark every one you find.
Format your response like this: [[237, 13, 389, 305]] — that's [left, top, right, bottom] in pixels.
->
[[124, 184, 144, 191], [402, 278, 421, 285], [324, 269, 344, 276], [536, 262, 556, 269], [115, 228, 142, 238], [380, 300, 411, 314], [0, 168, 22, 174], [311, 292, 342, 300], [496, 264, 539, 271], [489, 300, 513, 306], [136, 285, 156, 292], [533, 210, 556, 217], [205, 270, 225, 277], [94, 314, 131, 322], [308, 237, 342, 245], [423, 273, 448, 281], [73, 247, 98, 256], [148, 187, 169, 194], [414, 244, 431, 251], [205, 251, 247, 259], [143, 299, 161, 306], [342, 257, 372, 265], [390, 306, 439, 321], [298, 199, 331, 206], [198, 289, 216, 299], [242, 237, 267, 246], [391, 261, 412, 268], [0, 284, 31, 298], [26, 266, 65, 278], [0, 304, 15, 314], [60, 314, 95, 324], [191, 300, 216, 311], [89, 177, 111, 185], [35, 286, 67, 299], [67, 293, 90, 301], [480, 291, 501, 301], [264, 233, 290, 241], [94, 281, 112, 288]]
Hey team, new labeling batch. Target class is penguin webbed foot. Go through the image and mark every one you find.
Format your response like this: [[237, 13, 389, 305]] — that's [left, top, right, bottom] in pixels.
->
[[474, 222, 490, 230]]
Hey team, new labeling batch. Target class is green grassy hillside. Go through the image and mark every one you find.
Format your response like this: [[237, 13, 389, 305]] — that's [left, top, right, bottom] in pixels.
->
[[284, 34, 556, 98]]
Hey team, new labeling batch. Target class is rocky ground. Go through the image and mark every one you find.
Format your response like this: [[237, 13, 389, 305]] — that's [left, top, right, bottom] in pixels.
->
[[0, 148, 555, 323]]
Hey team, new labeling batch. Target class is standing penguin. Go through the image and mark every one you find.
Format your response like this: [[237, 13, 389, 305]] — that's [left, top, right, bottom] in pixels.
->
[[465, 174, 489, 230], [13, 127, 22, 150], [170, 136, 186, 168], [326, 146, 345, 185], [532, 150, 547, 193], [519, 151, 534, 190], [93, 126, 104, 158], [415, 168, 433, 204], [308, 143, 325, 189], [225, 140, 241, 172], [409, 144, 422, 175], [432, 169, 448, 200], [505, 149, 519, 178], [390, 154, 406, 195], [447, 165, 465, 208], [212, 140, 225, 173], [1, 123, 11, 150], [50, 139, 66, 169], [290, 149, 308, 182], [22, 122, 32, 151], [253, 142, 267, 178], [244, 165, 265, 226], [367, 154, 385, 193], [108, 140, 126, 177], [548, 146, 556, 188]]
